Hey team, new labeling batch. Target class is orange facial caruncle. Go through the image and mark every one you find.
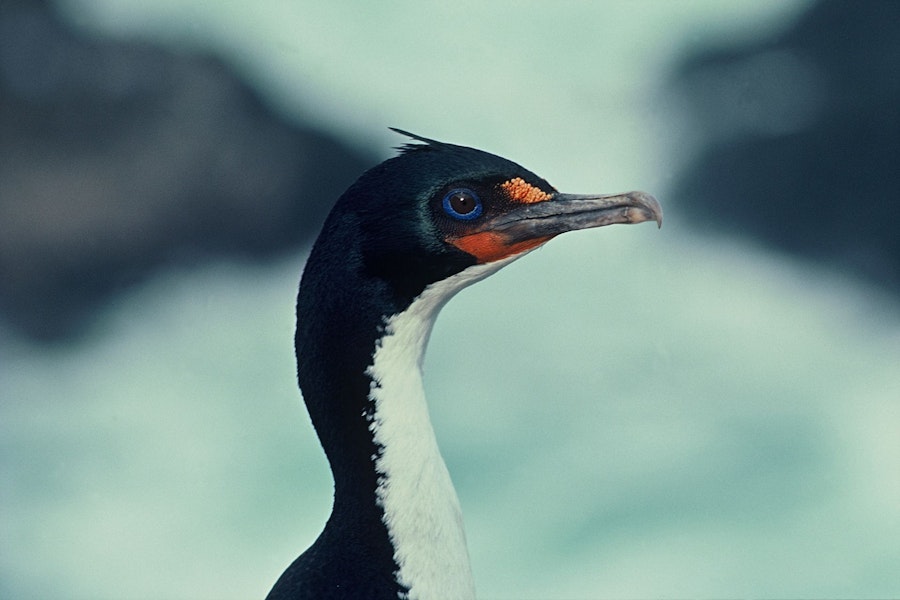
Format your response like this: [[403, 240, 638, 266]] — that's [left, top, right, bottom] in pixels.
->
[[499, 177, 552, 204]]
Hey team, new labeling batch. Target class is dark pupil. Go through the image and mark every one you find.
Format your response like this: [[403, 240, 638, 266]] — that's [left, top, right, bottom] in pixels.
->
[[450, 192, 475, 215]]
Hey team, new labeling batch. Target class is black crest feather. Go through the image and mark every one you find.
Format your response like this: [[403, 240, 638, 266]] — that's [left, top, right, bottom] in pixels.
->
[[389, 127, 450, 154]]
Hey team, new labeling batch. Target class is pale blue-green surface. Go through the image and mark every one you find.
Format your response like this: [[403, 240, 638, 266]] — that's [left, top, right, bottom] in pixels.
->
[[3, 1, 900, 598]]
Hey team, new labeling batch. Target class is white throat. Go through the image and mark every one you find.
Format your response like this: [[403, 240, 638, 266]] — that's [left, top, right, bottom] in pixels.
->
[[365, 257, 517, 600]]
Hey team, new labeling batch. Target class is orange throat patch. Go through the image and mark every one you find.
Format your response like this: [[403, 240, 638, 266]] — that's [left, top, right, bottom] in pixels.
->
[[450, 232, 551, 264]]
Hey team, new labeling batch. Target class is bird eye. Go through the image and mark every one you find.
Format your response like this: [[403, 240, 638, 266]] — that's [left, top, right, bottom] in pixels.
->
[[442, 189, 483, 220]]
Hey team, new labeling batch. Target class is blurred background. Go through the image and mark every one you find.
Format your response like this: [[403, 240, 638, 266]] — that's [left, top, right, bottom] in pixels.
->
[[2, 0, 898, 598]]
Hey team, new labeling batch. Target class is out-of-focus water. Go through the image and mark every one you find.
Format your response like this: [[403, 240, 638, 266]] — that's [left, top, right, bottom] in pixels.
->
[[3, 1, 899, 598]]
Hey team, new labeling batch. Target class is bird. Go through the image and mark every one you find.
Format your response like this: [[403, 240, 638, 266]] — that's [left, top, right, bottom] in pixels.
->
[[266, 129, 662, 600]]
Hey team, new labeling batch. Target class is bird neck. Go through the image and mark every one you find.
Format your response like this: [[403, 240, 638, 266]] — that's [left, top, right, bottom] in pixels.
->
[[296, 248, 513, 599], [366, 284, 472, 599], [367, 263, 513, 600]]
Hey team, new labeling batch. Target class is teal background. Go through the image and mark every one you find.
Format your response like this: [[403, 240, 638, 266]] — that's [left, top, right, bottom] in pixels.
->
[[3, 1, 899, 598]]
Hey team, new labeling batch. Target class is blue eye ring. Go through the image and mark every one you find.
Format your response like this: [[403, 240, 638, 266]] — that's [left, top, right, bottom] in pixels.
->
[[442, 188, 483, 220]]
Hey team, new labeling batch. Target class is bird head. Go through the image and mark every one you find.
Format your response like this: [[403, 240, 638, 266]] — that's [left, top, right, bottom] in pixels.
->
[[314, 129, 662, 307]]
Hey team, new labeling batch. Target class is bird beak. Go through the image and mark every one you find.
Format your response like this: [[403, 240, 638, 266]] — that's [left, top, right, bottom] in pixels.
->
[[496, 190, 662, 239], [450, 190, 662, 263]]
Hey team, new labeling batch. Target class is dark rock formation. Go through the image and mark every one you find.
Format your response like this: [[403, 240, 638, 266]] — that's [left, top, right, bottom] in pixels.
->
[[0, 0, 376, 342], [671, 0, 900, 292]]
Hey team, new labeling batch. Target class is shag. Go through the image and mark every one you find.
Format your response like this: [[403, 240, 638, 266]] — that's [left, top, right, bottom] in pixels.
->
[[267, 130, 661, 599]]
